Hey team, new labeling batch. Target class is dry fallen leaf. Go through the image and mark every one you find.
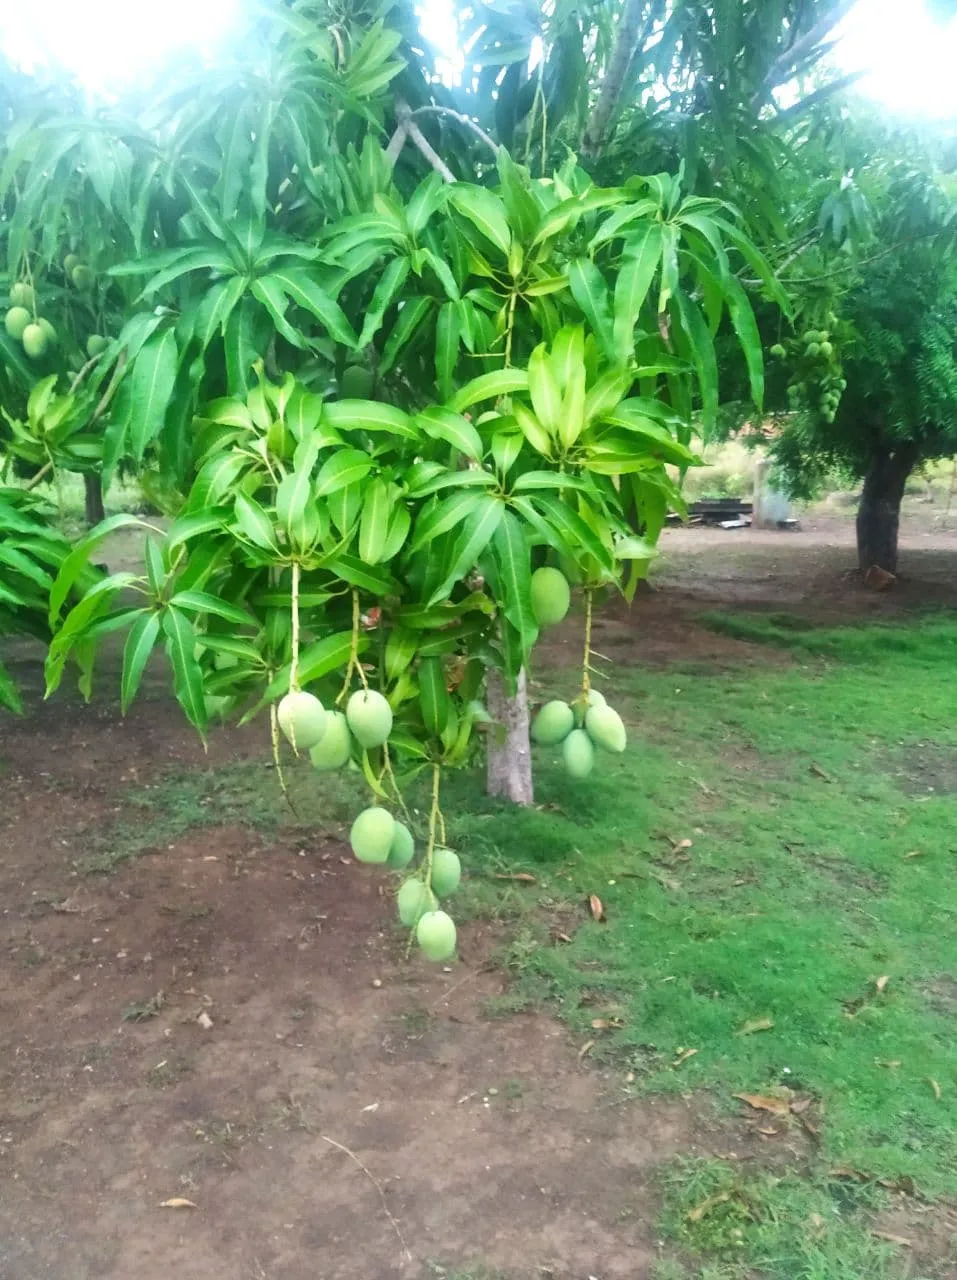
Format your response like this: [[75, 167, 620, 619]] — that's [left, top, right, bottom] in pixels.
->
[[578, 1039, 596, 1061], [676, 838, 693, 851], [732, 1092, 790, 1116], [672, 1047, 699, 1068], [493, 872, 537, 884], [927, 1077, 942, 1101], [789, 1096, 814, 1115], [810, 762, 832, 781], [757, 1126, 779, 1137], [903, 850, 922, 859], [361, 1101, 379, 1113], [591, 1017, 624, 1031], [196, 1011, 214, 1030], [875, 1059, 901, 1069], [871, 1230, 912, 1247], [875, 975, 890, 994], [736, 1017, 774, 1036], [878, 1174, 917, 1196], [160, 1198, 196, 1209], [687, 1191, 730, 1223], [588, 894, 605, 922]]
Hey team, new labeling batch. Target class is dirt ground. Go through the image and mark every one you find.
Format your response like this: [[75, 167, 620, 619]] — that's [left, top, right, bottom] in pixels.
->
[[1, 509, 955, 1280]]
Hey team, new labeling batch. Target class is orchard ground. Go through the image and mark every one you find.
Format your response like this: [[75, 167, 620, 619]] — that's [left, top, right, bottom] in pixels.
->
[[1, 510, 956, 1280]]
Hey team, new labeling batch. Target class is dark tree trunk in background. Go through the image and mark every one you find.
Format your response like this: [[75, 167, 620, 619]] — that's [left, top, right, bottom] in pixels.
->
[[84, 473, 105, 526], [856, 445, 917, 574], [486, 667, 534, 805]]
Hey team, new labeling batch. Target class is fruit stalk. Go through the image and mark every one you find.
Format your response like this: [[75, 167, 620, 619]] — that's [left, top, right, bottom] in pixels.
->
[[336, 588, 369, 704], [581, 588, 593, 696], [289, 560, 301, 692]]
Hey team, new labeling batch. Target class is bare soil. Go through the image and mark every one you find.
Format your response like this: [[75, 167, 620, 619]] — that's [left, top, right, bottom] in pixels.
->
[[2, 509, 955, 1280]]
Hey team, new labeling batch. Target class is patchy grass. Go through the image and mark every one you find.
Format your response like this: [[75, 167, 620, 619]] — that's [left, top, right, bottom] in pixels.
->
[[90, 614, 957, 1276]]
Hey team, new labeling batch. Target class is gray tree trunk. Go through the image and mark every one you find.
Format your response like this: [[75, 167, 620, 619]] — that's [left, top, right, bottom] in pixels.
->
[[486, 667, 534, 806]]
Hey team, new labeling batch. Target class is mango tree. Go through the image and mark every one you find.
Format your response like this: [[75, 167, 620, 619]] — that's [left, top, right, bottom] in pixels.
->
[[1, 2, 774, 960]]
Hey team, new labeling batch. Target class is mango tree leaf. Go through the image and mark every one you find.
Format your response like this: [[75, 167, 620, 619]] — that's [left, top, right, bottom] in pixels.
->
[[723, 275, 765, 410], [163, 606, 207, 733], [427, 495, 504, 606], [358, 477, 391, 564], [129, 328, 178, 460], [323, 400, 416, 438], [270, 265, 357, 347], [435, 300, 460, 401], [449, 185, 511, 257], [568, 259, 615, 358], [675, 290, 719, 430], [49, 513, 146, 625], [450, 368, 530, 412], [613, 222, 662, 362], [418, 655, 450, 735], [379, 296, 433, 374], [491, 508, 538, 665], [233, 493, 279, 553], [121, 610, 161, 713], [357, 257, 410, 348], [169, 590, 256, 626], [417, 405, 483, 461]]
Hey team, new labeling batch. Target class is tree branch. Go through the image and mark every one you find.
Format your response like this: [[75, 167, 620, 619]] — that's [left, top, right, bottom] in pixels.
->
[[408, 105, 499, 158], [582, 0, 647, 159], [385, 103, 456, 183], [407, 121, 456, 183], [756, 0, 857, 104]]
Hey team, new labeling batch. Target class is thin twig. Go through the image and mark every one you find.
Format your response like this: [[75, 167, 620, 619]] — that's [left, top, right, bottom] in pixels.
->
[[320, 1135, 411, 1263], [25, 460, 53, 491], [68, 354, 101, 394]]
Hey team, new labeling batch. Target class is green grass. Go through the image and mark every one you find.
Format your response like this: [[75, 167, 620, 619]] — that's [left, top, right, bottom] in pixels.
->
[[92, 613, 957, 1277]]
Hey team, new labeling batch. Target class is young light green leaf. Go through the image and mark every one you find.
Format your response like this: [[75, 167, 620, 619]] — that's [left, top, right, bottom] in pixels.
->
[[527, 343, 561, 435], [568, 260, 615, 358], [323, 400, 417, 438], [233, 492, 279, 553], [169, 590, 256, 626], [450, 368, 530, 412], [417, 405, 484, 462]]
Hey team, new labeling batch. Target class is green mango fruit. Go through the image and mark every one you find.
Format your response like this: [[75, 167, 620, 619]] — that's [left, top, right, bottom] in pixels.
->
[[21, 323, 48, 359], [416, 909, 457, 961], [397, 877, 437, 925], [277, 690, 327, 752], [530, 566, 571, 627], [562, 728, 595, 778], [387, 821, 415, 869], [430, 848, 461, 897], [585, 703, 627, 753], [351, 807, 395, 864], [5, 307, 30, 340], [531, 700, 574, 745], [346, 688, 393, 748], [309, 710, 352, 771]]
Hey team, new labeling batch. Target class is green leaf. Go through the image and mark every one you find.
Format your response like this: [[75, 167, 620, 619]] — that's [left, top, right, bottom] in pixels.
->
[[121, 610, 161, 713], [323, 554, 398, 595], [418, 655, 450, 736], [0, 658, 24, 715], [723, 275, 765, 411], [491, 509, 538, 665], [407, 468, 497, 499], [385, 626, 417, 681], [357, 257, 410, 348], [270, 266, 357, 347], [417, 406, 483, 462], [251, 276, 307, 349], [224, 295, 261, 395], [568, 259, 614, 358], [531, 189, 627, 247], [449, 185, 511, 257], [675, 291, 719, 430], [358, 477, 391, 564], [170, 590, 256, 626], [314, 448, 373, 497], [49, 513, 145, 626], [527, 343, 561, 435], [427, 496, 504, 606], [512, 402, 553, 456], [410, 490, 486, 553], [583, 368, 633, 422], [435, 300, 460, 401], [532, 494, 615, 571], [406, 171, 445, 237], [450, 368, 530, 412], [233, 493, 279, 553], [163, 607, 207, 734], [511, 470, 591, 493], [379, 297, 433, 374], [129, 328, 178, 460], [613, 223, 662, 362], [323, 400, 416, 439]]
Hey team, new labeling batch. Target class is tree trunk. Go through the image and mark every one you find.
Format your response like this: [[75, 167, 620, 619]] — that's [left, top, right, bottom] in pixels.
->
[[486, 667, 534, 806], [581, 0, 646, 158], [84, 473, 105, 526], [856, 446, 917, 574]]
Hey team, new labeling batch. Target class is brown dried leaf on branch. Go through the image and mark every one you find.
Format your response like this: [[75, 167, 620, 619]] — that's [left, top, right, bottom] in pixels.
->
[[732, 1092, 790, 1116]]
